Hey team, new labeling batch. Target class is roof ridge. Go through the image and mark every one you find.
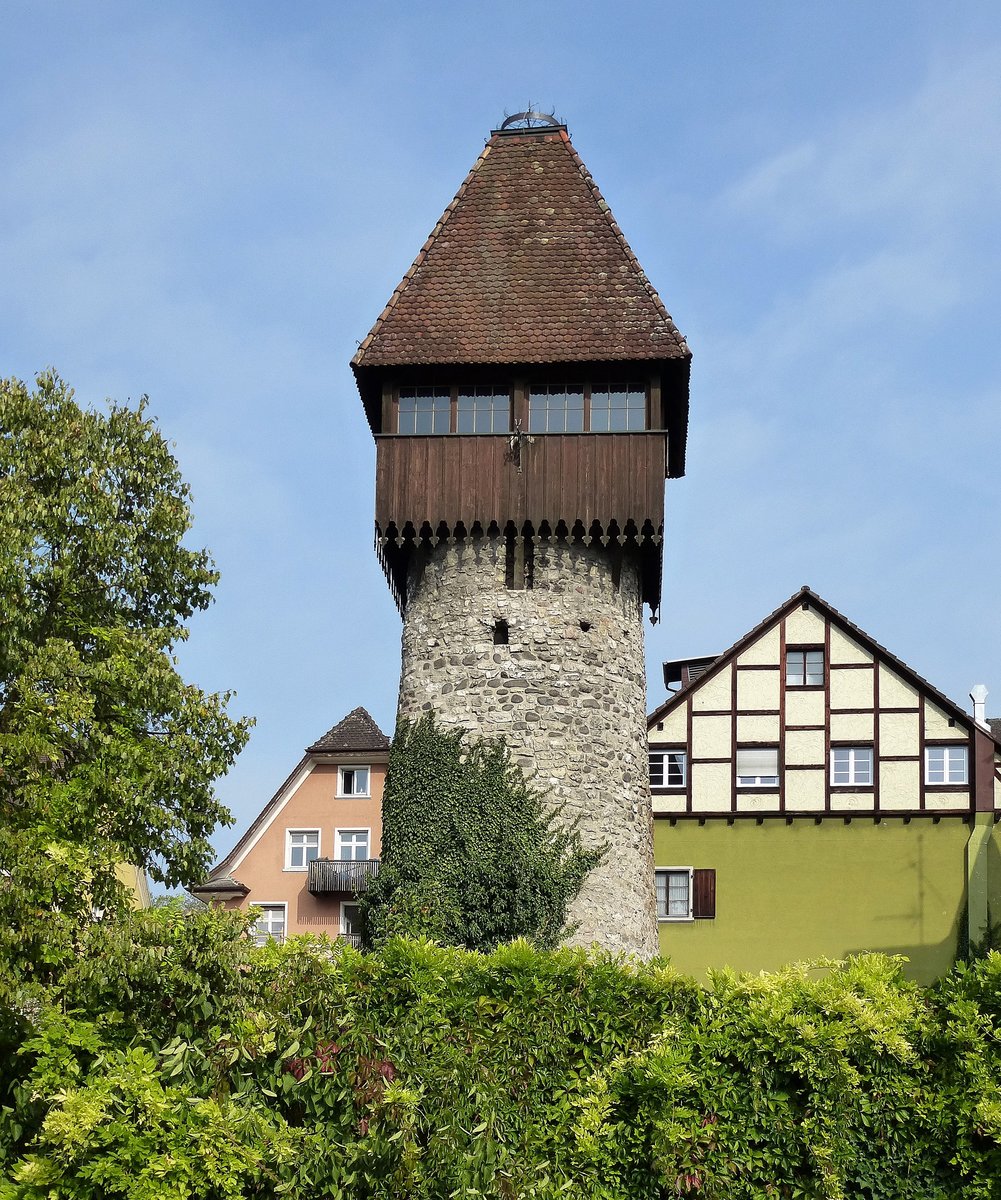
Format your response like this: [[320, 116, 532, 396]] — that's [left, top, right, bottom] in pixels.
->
[[351, 142, 493, 368], [649, 586, 1000, 747]]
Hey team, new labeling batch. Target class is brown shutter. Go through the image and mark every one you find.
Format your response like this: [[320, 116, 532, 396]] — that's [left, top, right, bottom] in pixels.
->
[[692, 869, 716, 919]]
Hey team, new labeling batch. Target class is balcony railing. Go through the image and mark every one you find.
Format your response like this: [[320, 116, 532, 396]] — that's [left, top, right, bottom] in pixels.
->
[[307, 858, 380, 896]]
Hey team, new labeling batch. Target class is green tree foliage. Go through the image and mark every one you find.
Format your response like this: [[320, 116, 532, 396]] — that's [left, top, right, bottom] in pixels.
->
[[0, 372, 250, 970], [1, 905, 1000, 1199], [360, 714, 603, 951]]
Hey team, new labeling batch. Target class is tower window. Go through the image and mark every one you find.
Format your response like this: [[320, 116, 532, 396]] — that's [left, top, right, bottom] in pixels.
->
[[590, 383, 646, 431], [399, 386, 450, 434], [457, 387, 510, 433], [528, 384, 585, 433], [493, 620, 509, 645]]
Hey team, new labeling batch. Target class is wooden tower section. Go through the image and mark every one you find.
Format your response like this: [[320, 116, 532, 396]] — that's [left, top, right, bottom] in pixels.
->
[[352, 115, 691, 957]]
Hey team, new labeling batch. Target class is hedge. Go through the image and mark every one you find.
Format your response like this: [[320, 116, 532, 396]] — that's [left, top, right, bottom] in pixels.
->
[[1, 904, 1000, 1198]]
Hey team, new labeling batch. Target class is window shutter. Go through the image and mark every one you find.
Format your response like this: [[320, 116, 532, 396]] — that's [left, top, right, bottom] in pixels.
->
[[692, 868, 716, 919]]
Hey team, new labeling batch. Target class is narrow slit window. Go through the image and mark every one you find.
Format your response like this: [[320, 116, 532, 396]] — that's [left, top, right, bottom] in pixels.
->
[[493, 620, 509, 645]]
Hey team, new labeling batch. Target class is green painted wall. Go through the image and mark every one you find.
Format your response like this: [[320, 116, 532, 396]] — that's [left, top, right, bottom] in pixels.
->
[[654, 818, 975, 984]]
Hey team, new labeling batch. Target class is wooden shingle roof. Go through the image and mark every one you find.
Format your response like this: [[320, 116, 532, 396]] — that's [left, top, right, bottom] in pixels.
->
[[352, 125, 690, 370]]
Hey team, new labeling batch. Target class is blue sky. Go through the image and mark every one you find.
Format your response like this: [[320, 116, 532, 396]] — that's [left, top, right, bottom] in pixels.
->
[[3, 2, 1000, 865]]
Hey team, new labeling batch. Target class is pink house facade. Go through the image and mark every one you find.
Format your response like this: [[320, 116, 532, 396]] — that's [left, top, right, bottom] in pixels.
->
[[190, 707, 389, 943]]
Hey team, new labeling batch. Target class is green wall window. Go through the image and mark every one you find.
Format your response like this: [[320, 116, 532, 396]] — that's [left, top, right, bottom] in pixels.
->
[[656, 868, 692, 920]]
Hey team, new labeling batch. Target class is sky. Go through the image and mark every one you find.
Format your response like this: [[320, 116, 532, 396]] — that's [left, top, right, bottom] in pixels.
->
[[3, 1, 1001, 869]]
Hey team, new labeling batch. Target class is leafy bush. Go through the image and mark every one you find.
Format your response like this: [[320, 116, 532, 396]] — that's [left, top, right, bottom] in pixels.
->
[[360, 714, 604, 950], [2, 904, 1001, 1198]]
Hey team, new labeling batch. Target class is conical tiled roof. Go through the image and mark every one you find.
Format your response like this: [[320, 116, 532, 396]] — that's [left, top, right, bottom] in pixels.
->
[[352, 125, 690, 369], [306, 707, 390, 754]]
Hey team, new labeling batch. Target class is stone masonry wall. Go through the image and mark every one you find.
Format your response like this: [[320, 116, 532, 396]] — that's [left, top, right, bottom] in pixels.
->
[[397, 536, 659, 958]]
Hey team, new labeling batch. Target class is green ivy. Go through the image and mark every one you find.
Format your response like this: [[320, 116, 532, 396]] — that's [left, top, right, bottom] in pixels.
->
[[360, 714, 604, 951]]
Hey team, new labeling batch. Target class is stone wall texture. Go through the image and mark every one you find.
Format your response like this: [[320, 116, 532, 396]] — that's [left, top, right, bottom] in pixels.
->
[[397, 536, 659, 958]]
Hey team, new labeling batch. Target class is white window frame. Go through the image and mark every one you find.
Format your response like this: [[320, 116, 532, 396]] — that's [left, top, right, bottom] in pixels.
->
[[736, 747, 780, 788], [284, 828, 321, 871], [337, 765, 371, 798], [340, 900, 362, 941], [925, 744, 968, 785], [830, 746, 874, 787], [655, 867, 694, 922], [334, 827, 371, 862], [251, 902, 287, 945], [786, 647, 825, 687], [649, 749, 687, 789]]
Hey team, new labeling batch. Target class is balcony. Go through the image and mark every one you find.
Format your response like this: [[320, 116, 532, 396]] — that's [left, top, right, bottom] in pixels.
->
[[307, 858, 380, 896]]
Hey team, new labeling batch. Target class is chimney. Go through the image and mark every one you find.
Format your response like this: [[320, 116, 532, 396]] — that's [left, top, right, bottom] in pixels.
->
[[970, 683, 989, 729]]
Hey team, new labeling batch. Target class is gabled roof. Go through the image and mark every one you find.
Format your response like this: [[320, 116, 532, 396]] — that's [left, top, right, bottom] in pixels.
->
[[352, 125, 690, 370], [649, 586, 1001, 748], [307, 706, 390, 754], [191, 708, 390, 890]]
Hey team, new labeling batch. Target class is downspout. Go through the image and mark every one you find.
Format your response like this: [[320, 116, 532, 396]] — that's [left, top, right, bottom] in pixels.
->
[[966, 686, 994, 955]]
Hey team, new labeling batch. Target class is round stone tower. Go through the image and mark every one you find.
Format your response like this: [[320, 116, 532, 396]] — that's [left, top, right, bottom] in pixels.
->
[[351, 113, 692, 958]]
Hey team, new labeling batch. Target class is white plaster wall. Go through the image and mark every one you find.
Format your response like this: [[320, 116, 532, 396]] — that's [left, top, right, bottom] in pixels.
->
[[692, 666, 732, 712], [829, 625, 873, 665], [737, 626, 780, 665], [651, 706, 687, 743], [830, 712, 874, 741], [880, 759, 921, 809], [692, 714, 731, 758], [879, 664, 919, 708], [737, 668, 780, 710], [737, 713, 780, 743], [652, 795, 687, 814], [784, 607, 827, 643], [830, 793, 876, 812], [879, 712, 920, 757], [785, 690, 825, 727], [924, 701, 968, 740], [785, 768, 826, 810], [925, 792, 969, 810], [785, 729, 825, 765], [736, 792, 778, 812], [692, 761, 731, 811], [830, 666, 874, 710]]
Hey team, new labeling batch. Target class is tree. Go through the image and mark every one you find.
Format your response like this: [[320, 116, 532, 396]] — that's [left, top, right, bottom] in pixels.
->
[[0, 372, 250, 964], [360, 713, 603, 951]]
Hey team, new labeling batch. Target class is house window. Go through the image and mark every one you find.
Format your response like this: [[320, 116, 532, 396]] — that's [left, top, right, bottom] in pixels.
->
[[336, 829, 370, 861], [457, 387, 510, 434], [649, 750, 687, 788], [590, 383, 646, 432], [925, 745, 968, 784], [831, 746, 873, 786], [286, 829, 320, 870], [656, 868, 693, 920], [528, 384, 585, 433], [251, 904, 286, 946], [340, 901, 362, 945], [339, 766, 370, 797], [399, 386, 450, 434], [736, 747, 779, 787], [786, 648, 824, 686]]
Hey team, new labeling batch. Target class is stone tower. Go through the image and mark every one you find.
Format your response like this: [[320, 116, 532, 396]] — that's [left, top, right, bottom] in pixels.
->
[[351, 114, 691, 957]]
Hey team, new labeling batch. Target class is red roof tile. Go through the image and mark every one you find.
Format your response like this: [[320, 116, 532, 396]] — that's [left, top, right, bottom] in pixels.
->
[[352, 127, 690, 369]]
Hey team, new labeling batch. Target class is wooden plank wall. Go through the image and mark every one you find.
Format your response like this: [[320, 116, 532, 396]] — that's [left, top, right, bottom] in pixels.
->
[[375, 433, 667, 531]]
